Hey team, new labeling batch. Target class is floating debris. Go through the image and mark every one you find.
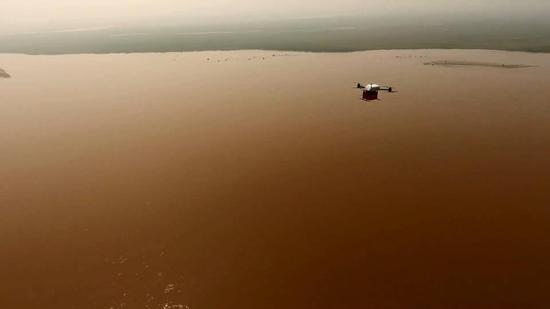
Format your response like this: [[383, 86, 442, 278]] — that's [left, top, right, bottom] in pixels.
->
[[161, 303, 187, 309], [164, 283, 176, 294]]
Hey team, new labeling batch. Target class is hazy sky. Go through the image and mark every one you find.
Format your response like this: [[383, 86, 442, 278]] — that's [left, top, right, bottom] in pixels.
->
[[2, 0, 550, 33]]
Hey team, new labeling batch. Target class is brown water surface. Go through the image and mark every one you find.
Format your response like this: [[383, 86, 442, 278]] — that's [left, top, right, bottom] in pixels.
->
[[1, 50, 550, 309]]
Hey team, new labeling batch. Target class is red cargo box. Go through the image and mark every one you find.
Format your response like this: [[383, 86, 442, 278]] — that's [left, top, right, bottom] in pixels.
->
[[363, 90, 378, 101]]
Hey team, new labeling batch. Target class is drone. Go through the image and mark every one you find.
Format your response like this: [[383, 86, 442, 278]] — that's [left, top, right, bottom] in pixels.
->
[[356, 83, 394, 101]]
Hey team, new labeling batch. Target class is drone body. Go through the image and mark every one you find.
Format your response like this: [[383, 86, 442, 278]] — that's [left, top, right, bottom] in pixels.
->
[[356, 83, 393, 101]]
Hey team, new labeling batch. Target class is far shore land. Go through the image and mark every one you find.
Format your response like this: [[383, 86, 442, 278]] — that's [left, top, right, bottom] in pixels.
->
[[2, 15, 550, 54], [424, 60, 536, 68], [1, 49, 550, 309]]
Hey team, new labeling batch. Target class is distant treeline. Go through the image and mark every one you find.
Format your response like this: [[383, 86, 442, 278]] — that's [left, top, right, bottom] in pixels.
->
[[1, 15, 550, 54]]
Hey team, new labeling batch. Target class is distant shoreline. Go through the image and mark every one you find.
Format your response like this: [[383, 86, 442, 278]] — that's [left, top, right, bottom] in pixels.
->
[[424, 60, 537, 69], [1, 48, 550, 57]]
